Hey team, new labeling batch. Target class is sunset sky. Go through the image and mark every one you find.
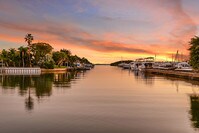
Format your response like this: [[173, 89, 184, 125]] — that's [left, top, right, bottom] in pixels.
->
[[0, 0, 199, 63]]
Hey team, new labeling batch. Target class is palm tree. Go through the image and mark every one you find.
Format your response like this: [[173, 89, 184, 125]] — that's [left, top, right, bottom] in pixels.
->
[[18, 46, 28, 67], [25, 34, 34, 67], [25, 34, 34, 46], [1, 49, 9, 67], [8, 48, 17, 67]]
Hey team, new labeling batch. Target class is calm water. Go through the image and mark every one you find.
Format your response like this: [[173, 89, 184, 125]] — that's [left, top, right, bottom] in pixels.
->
[[0, 65, 199, 133]]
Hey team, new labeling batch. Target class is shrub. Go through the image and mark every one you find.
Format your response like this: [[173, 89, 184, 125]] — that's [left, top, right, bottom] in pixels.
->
[[43, 61, 55, 69]]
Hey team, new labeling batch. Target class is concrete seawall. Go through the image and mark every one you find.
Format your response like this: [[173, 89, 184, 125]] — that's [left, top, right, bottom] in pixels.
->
[[41, 68, 67, 73], [145, 69, 199, 80]]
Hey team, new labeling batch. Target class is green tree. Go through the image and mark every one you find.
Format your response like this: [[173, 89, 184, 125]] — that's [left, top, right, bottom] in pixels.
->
[[18, 46, 28, 67], [189, 36, 199, 69], [60, 49, 71, 56], [69, 55, 81, 65], [30, 42, 53, 66], [81, 57, 91, 64], [52, 49, 70, 67], [8, 48, 20, 67], [25, 34, 34, 67], [60, 49, 71, 66], [1, 49, 9, 67]]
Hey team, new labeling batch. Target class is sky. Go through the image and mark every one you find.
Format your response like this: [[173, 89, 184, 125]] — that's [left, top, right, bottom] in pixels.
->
[[0, 0, 199, 63]]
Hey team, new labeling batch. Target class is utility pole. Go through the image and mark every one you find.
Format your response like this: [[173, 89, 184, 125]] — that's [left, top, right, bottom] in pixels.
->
[[181, 53, 183, 62], [175, 50, 179, 62], [172, 54, 173, 62]]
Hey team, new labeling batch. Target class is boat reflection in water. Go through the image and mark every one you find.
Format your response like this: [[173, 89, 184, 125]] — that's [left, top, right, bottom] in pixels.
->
[[0, 71, 86, 111], [129, 69, 199, 130], [133, 70, 155, 86]]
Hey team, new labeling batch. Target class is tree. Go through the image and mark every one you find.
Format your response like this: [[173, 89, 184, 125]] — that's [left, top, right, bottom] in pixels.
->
[[189, 36, 199, 69], [52, 51, 66, 66], [81, 57, 91, 64], [68, 55, 81, 66], [52, 49, 70, 67], [1, 49, 9, 67], [8, 48, 20, 67], [25, 34, 34, 67], [60, 49, 71, 56], [30, 42, 53, 66], [18, 46, 28, 67], [25, 34, 34, 46]]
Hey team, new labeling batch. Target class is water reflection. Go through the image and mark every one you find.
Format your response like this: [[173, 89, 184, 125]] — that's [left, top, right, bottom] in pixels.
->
[[0, 71, 84, 111], [134, 71, 199, 129], [121, 68, 199, 130], [189, 94, 199, 129], [133, 71, 155, 86], [25, 88, 34, 111]]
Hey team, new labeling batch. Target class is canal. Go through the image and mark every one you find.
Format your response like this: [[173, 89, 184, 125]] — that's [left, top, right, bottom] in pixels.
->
[[0, 65, 198, 133]]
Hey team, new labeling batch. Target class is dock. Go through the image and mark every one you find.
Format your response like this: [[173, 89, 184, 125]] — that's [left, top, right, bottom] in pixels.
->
[[0, 67, 41, 75], [145, 69, 199, 80]]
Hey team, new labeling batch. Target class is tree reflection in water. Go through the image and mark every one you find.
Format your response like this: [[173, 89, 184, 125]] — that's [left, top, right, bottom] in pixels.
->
[[25, 87, 34, 111], [189, 94, 199, 129], [0, 71, 81, 111]]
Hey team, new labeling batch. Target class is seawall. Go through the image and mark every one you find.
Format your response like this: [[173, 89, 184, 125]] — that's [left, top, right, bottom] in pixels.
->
[[145, 69, 199, 80]]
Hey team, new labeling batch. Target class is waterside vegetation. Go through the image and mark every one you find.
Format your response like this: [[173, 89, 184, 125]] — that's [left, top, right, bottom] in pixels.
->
[[110, 60, 134, 66], [189, 36, 199, 70], [0, 34, 93, 69]]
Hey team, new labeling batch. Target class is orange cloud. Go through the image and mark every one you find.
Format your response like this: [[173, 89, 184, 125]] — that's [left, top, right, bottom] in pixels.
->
[[0, 0, 197, 63]]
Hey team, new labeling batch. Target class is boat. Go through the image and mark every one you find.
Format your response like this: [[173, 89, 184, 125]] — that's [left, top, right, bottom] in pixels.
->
[[129, 62, 134, 70], [138, 62, 154, 71], [122, 63, 131, 69], [118, 63, 125, 67], [175, 62, 193, 72], [131, 62, 142, 71], [156, 62, 175, 70]]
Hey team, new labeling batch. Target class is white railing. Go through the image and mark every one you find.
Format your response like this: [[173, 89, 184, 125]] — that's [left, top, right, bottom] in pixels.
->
[[0, 67, 41, 75]]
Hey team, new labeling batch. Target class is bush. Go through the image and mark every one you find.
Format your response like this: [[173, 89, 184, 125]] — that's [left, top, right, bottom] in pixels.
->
[[43, 61, 55, 69], [189, 36, 199, 69]]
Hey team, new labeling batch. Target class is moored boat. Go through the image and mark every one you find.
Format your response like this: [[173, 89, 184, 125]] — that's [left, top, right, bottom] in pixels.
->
[[175, 62, 193, 72], [138, 62, 154, 71], [122, 63, 131, 69], [156, 62, 175, 70]]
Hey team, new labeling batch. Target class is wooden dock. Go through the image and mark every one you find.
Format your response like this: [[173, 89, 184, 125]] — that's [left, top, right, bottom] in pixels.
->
[[145, 69, 199, 80], [0, 67, 41, 75]]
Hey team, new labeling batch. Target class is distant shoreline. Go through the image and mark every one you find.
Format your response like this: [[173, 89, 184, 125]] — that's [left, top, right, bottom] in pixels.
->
[[94, 64, 110, 65]]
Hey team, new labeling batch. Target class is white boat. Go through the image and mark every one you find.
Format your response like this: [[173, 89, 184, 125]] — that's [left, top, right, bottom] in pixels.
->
[[118, 63, 125, 67], [129, 62, 134, 70], [132, 62, 142, 71], [84, 64, 93, 70], [122, 63, 131, 69], [152, 62, 161, 69], [138, 62, 154, 71], [175, 62, 193, 72], [156, 62, 175, 70]]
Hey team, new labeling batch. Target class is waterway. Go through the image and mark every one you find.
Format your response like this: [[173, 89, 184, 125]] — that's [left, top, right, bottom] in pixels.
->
[[0, 65, 199, 133]]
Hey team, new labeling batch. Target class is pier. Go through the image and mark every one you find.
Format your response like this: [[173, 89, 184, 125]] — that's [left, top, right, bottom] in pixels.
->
[[145, 69, 199, 80], [0, 67, 41, 75]]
